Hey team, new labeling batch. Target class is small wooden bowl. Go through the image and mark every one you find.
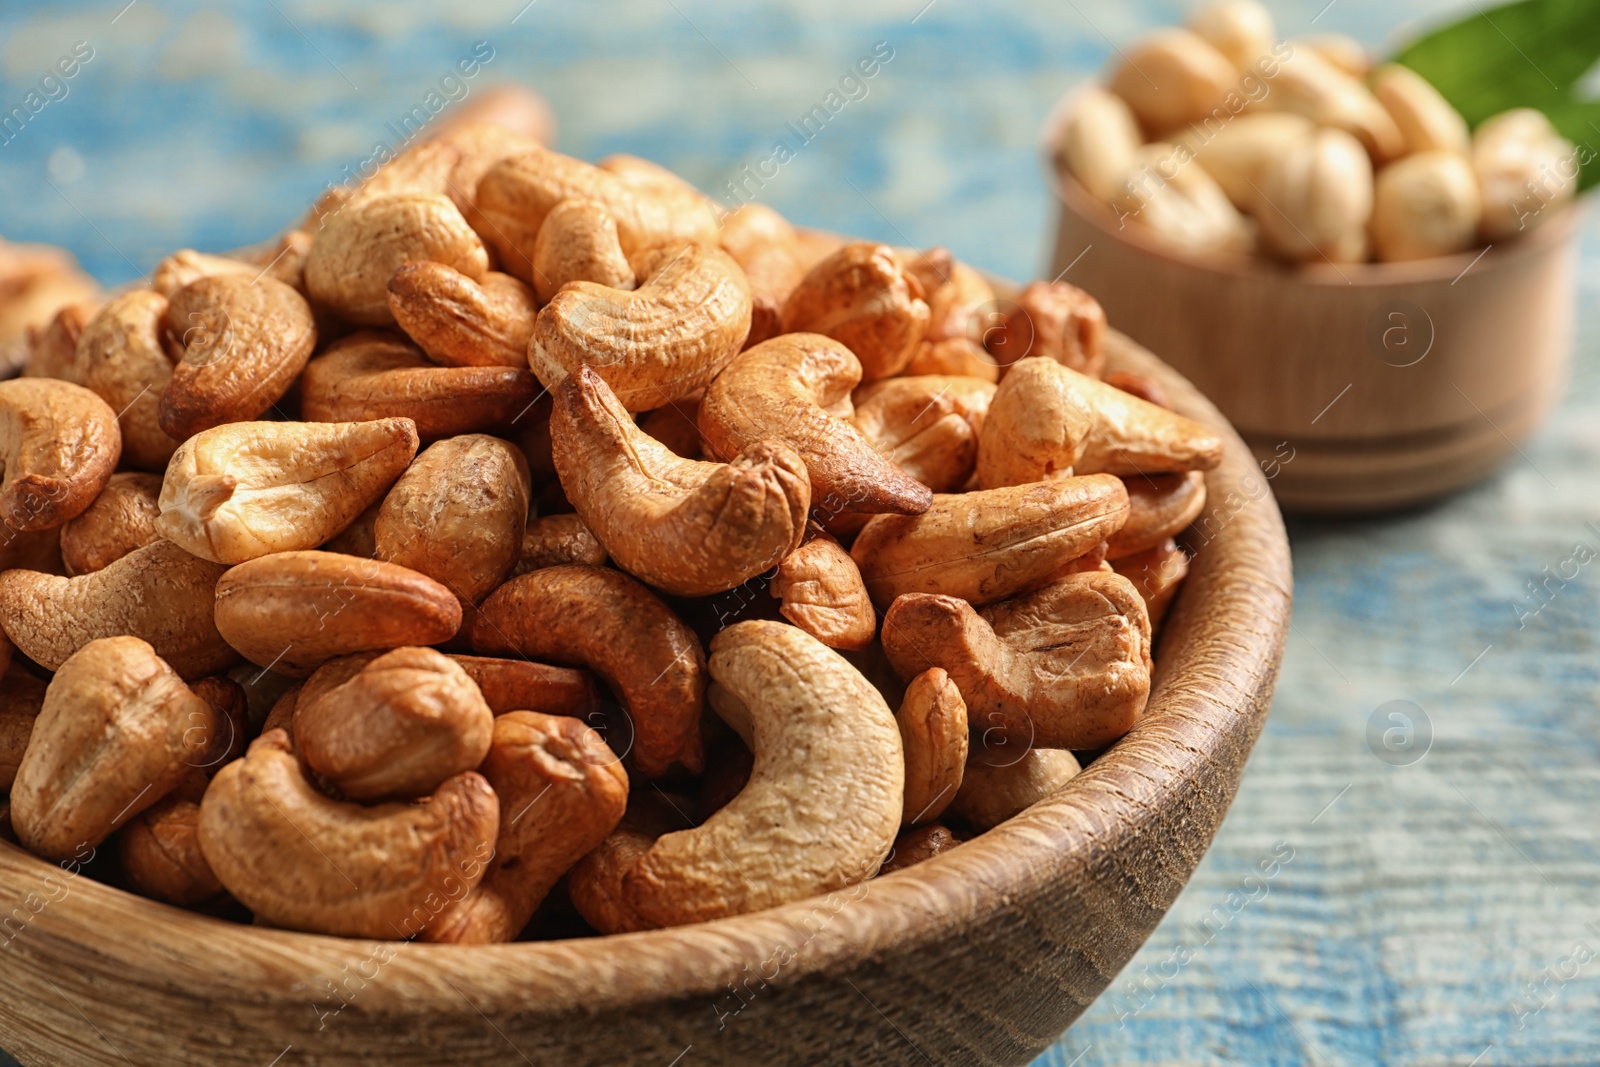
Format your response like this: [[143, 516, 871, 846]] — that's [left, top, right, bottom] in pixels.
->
[[0, 333, 1291, 1067], [1043, 110, 1581, 513]]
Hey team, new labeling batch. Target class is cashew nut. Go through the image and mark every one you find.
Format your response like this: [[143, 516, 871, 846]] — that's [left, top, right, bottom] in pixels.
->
[[770, 532, 876, 651], [197, 729, 500, 939], [983, 281, 1107, 378], [717, 203, 803, 348], [1473, 109, 1577, 240], [446, 654, 598, 718], [1370, 64, 1469, 157], [851, 476, 1130, 608], [529, 198, 636, 305], [1297, 33, 1369, 77], [637, 396, 704, 460], [157, 273, 317, 440], [22, 301, 94, 382], [977, 357, 1222, 487], [1260, 46, 1404, 163], [881, 822, 959, 875], [550, 365, 808, 596], [0, 671, 45, 793], [1115, 143, 1252, 254], [374, 433, 530, 610], [74, 290, 183, 471], [781, 242, 930, 382], [425, 711, 628, 943], [514, 513, 609, 574], [213, 550, 462, 677], [528, 241, 753, 412], [620, 621, 902, 927], [1187, 0, 1275, 70], [387, 263, 537, 369], [1111, 537, 1189, 631], [471, 564, 706, 777], [118, 795, 224, 907], [150, 249, 263, 298], [1176, 112, 1315, 211], [1056, 86, 1144, 201], [10, 636, 222, 860], [698, 333, 934, 521], [1253, 127, 1375, 262], [305, 193, 490, 325], [906, 248, 995, 349], [882, 570, 1152, 750], [59, 471, 163, 576], [293, 647, 494, 801], [951, 745, 1082, 831], [300, 332, 540, 439], [156, 417, 420, 564], [569, 792, 695, 935], [1371, 151, 1482, 262], [0, 540, 234, 678], [850, 374, 995, 492], [903, 337, 1000, 382], [0, 377, 120, 532], [1108, 28, 1236, 135], [1106, 471, 1207, 558], [897, 667, 967, 825]]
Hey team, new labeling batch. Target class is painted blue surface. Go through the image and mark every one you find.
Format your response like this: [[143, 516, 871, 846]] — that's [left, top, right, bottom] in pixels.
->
[[1, 1, 1598, 1064]]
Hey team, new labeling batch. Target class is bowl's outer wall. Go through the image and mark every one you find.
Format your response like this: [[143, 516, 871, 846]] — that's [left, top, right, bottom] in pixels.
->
[[0, 334, 1292, 1067], [1049, 168, 1579, 513]]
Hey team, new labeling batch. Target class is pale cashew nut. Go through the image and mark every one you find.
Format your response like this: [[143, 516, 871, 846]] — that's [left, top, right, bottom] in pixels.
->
[[717, 203, 803, 349], [529, 198, 636, 305], [1056, 87, 1145, 202], [10, 636, 222, 860], [1111, 537, 1190, 632], [850, 374, 995, 492], [781, 242, 930, 382], [1108, 28, 1236, 134], [197, 729, 500, 939], [59, 471, 163, 576], [446, 654, 598, 717], [1254, 127, 1375, 262], [213, 550, 462, 677], [1370, 64, 1469, 157], [569, 792, 695, 935], [158, 273, 318, 439], [770, 532, 876, 651], [983, 281, 1107, 378], [1263, 46, 1403, 163], [698, 333, 934, 520], [1298, 33, 1370, 77], [374, 433, 530, 609], [156, 417, 419, 564], [387, 263, 537, 369], [293, 647, 494, 801], [0, 540, 234, 678], [1115, 143, 1253, 254], [551, 365, 809, 596], [305, 193, 490, 325], [1187, 0, 1275, 70], [620, 621, 901, 927], [881, 823, 960, 874], [0, 378, 120, 532], [1473, 109, 1577, 240], [118, 795, 224, 907], [0, 671, 46, 792], [514, 513, 609, 574], [882, 571, 1153, 750], [851, 476, 1130, 608], [75, 291, 182, 471], [301, 332, 540, 440], [977, 357, 1223, 486], [471, 564, 706, 777], [425, 710, 628, 943], [897, 667, 967, 826], [529, 241, 753, 412], [1371, 151, 1482, 263], [1175, 112, 1315, 210], [951, 745, 1082, 832], [1106, 471, 1207, 558]]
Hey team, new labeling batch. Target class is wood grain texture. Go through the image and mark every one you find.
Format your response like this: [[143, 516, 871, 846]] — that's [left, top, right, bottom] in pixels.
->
[[1042, 117, 1580, 515], [0, 332, 1290, 1067]]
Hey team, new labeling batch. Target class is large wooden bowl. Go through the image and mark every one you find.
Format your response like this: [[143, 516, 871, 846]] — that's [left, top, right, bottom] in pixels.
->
[[0, 332, 1291, 1067], [1042, 101, 1581, 514]]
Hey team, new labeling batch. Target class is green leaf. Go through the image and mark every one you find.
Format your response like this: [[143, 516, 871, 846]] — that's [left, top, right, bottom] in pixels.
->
[[1392, 0, 1600, 190]]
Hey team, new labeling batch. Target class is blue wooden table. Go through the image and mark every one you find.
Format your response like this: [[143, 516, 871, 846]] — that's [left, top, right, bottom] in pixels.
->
[[2, 1, 1597, 1063]]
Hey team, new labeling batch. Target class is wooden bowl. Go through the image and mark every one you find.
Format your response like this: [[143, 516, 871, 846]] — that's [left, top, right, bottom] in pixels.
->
[[0, 333, 1291, 1067], [1042, 109, 1581, 514]]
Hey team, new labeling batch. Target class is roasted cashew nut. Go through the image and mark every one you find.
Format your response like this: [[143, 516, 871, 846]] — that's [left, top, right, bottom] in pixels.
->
[[0, 378, 120, 533], [10, 636, 222, 860], [620, 620, 903, 927], [529, 198, 636, 305], [425, 711, 628, 943], [881, 822, 960, 874], [568, 792, 695, 935], [770, 532, 876, 651], [851, 476, 1130, 608], [0, 671, 46, 793], [698, 332, 933, 521], [717, 203, 803, 349], [157, 416, 419, 565], [1111, 537, 1190, 632], [897, 667, 968, 826], [514, 513, 608, 574], [983, 281, 1106, 378], [75, 290, 183, 471], [0, 540, 234, 679], [118, 794, 225, 907], [850, 374, 995, 493], [387, 263, 536, 369], [951, 745, 1082, 832], [1106, 471, 1207, 559], [471, 564, 706, 777], [158, 272, 318, 440], [59, 471, 163, 576], [446, 654, 598, 717], [528, 241, 753, 412], [782, 242, 930, 382], [197, 729, 500, 939], [882, 571, 1153, 751], [550, 365, 809, 596]]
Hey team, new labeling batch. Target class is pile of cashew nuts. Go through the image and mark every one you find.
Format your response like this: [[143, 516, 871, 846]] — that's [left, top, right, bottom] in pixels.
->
[[0, 113, 1222, 942]]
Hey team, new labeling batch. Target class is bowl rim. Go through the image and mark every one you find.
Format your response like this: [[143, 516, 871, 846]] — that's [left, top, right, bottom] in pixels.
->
[[1038, 84, 1583, 290], [0, 327, 1293, 1032]]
